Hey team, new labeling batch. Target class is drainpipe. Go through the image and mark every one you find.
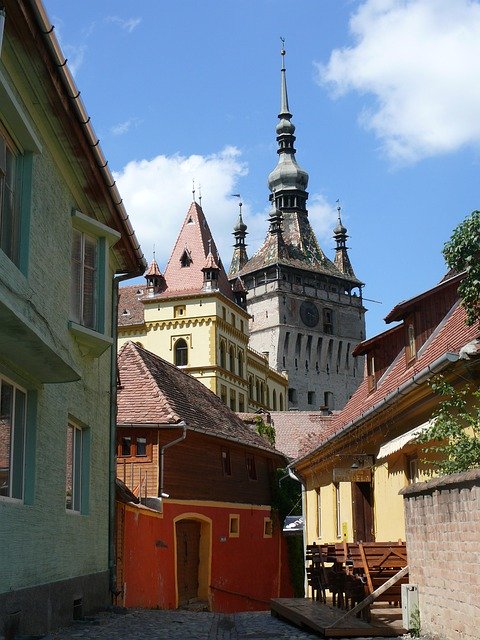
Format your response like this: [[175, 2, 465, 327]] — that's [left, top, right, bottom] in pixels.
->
[[109, 271, 144, 598], [159, 424, 187, 512]]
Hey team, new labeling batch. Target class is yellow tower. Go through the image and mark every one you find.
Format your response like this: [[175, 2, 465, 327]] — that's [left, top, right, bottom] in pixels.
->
[[118, 200, 287, 412]]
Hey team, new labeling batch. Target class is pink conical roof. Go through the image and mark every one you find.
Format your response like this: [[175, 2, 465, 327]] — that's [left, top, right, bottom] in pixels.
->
[[160, 201, 234, 300]]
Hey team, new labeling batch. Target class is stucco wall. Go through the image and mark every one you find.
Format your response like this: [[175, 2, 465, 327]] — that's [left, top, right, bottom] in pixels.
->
[[401, 469, 480, 640]]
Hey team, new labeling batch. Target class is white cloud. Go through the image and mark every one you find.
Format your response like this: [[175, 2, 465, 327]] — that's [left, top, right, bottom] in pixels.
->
[[317, 0, 480, 163], [308, 194, 341, 248], [111, 118, 142, 136], [106, 16, 142, 33], [114, 147, 249, 269]]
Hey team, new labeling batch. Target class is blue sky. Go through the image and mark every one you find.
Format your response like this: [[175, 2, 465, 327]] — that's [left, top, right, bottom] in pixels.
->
[[43, 0, 480, 338]]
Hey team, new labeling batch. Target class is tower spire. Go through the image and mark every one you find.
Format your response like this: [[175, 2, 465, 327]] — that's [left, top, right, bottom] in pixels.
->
[[268, 42, 309, 213], [333, 202, 357, 279], [228, 197, 249, 277]]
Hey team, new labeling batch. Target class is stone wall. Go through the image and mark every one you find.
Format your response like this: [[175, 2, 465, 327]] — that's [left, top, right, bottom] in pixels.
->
[[400, 469, 480, 640]]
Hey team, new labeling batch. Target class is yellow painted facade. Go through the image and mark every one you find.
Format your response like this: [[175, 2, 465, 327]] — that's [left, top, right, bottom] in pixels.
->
[[118, 290, 288, 413]]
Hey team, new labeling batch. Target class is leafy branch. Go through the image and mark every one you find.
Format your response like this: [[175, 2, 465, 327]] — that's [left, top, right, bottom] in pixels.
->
[[443, 209, 480, 327], [416, 376, 480, 475]]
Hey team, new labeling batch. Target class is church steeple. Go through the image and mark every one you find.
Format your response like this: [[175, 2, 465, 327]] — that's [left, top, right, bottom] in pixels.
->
[[267, 43, 309, 213], [228, 199, 249, 277], [333, 204, 357, 279]]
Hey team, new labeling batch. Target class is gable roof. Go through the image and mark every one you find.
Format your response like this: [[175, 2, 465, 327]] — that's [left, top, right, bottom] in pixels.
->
[[294, 300, 480, 465], [117, 341, 284, 456], [158, 201, 234, 300]]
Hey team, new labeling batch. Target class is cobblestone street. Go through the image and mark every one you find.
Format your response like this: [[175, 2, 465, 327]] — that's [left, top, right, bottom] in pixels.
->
[[47, 608, 407, 640]]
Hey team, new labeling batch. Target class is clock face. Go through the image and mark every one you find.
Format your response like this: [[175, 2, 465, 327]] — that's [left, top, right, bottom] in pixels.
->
[[300, 301, 319, 327]]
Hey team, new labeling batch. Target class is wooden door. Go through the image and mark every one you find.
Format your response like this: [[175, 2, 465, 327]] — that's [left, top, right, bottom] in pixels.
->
[[176, 520, 201, 606], [352, 482, 374, 542]]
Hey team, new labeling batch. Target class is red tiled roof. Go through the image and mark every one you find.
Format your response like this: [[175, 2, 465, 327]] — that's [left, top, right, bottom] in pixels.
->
[[145, 258, 163, 277], [295, 300, 480, 463], [159, 201, 234, 300], [117, 342, 284, 456], [118, 284, 147, 326], [269, 411, 335, 459]]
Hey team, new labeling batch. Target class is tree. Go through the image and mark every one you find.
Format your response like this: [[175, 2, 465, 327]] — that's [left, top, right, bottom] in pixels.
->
[[443, 210, 480, 327], [417, 376, 480, 475]]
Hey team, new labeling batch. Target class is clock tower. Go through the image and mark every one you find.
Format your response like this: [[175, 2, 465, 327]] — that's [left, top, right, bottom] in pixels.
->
[[228, 47, 366, 411]]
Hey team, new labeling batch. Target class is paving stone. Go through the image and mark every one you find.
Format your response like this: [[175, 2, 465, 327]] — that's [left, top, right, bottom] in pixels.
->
[[50, 609, 407, 640]]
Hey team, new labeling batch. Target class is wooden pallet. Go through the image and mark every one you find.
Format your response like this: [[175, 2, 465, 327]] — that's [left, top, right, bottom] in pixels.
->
[[271, 598, 406, 638]]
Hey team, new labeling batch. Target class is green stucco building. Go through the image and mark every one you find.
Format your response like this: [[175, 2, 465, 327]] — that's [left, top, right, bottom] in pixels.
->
[[0, 1, 145, 634]]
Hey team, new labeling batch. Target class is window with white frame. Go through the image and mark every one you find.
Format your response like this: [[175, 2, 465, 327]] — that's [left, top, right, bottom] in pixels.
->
[[69, 210, 120, 348], [0, 375, 26, 500], [0, 126, 21, 265], [66, 422, 88, 513], [71, 228, 98, 330]]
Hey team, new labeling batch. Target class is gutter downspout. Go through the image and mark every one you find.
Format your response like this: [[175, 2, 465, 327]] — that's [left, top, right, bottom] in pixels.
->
[[159, 424, 187, 512], [287, 467, 308, 597], [109, 271, 144, 599]]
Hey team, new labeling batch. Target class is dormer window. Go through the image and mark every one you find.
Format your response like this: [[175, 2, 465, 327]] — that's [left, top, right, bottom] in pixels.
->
[[180, 248, 192, 267], [367, 353, 376, 392], [406, 320, 416, 363]]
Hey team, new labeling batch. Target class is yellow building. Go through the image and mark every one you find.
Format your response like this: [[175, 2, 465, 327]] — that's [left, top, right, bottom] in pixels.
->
[[290, 274, 480, 545], [118, 201, 287, 412]]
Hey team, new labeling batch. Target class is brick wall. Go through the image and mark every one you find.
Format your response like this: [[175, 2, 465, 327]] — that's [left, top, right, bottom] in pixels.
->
[[400, 469, 480, 640]]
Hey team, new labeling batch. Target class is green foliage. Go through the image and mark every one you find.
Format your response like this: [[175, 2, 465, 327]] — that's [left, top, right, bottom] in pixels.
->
[[254, 415, 276, 446], [443, 210, 480, 327], [417, 376, 480, 475], [271, 468, 305, 597], [409, 605, 421, 637]]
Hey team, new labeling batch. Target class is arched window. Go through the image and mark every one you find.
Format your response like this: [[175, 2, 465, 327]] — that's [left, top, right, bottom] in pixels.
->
[[174, 338, 188, 366], [237, 351, 244, 378], [273, 389, 277, 410], [219, 341, 226, 368], [229, 345, 235, 373], [248, 376, 254, 400], [279, 393, 284, 411]]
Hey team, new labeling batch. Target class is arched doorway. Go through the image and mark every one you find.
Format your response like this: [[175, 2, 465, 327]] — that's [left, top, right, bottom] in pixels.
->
[[174, 515, 211, 609]]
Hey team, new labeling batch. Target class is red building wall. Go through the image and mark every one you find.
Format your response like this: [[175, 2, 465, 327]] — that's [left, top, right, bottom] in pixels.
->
[[116, 500, 293, 611]]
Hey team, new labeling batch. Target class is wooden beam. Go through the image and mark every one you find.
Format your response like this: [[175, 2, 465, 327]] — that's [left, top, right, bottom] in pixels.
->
[[358, 543, 374, 594], [327, 565, 409, 627]]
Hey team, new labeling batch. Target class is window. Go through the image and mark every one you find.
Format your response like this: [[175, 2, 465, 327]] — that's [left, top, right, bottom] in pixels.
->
[[180, 248, 192, 267], [264, 517, 273, 538], [272, 389, 277, 410], [229, 514, 240, 537], [238, 393, 245, 413], [70, 210, 120, 348], [229, 345, 235, 373], [0, 376, 26, 500], [221, 448, 231, 476], [66, 422, 89, 513], [288, 388, 297, 406], [367, 354, 376, 392], [174, 338, 188, 366], [229, 389, 236, 411], [174, 305, 186, 318], [407, 455, 419, 484], [316, 488, 322, 538], [334, 483, 341, 539], [219, 341, 226, 368], [237, 351, 244, 378], [323, 309, 333, 334], [279, 394, 284, 411], [324, 391, 333, 409], [220, 385, 227, 404], [308, 391, 315, 406], [407, 322, 416, 362], [117, 434, 152, 461], [71, 228, 98, 330], [0, 127, 21, 265], [246, 453, 257, 480]]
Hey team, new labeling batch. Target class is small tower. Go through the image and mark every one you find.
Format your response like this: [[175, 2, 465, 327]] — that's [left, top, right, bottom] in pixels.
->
[[232, 276, 247, 310], [202, 239, 220, 292], [333, 204, 357, 279], [228, 200, 249, 277], [144, 256, 165, 297]]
